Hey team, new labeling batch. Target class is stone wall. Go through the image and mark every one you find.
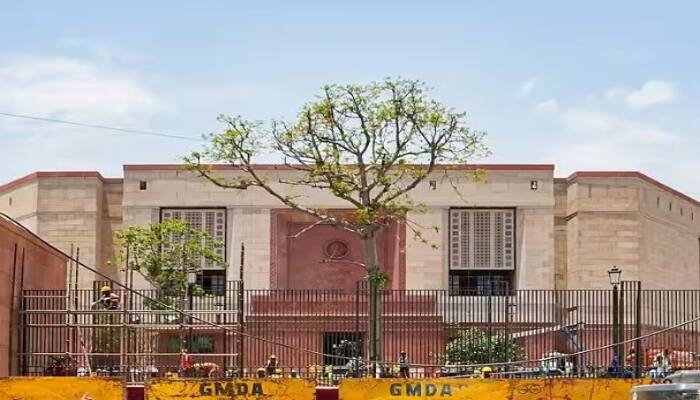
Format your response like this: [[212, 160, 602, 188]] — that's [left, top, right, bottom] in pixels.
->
[[0, 181, 39, 232], [36, 176, 105, 286], [563, 173, 700, 289], [122, 165, 556, 290], [0, 173, 121, 288], [638, 179, 700, 289], [0, 217, 67, 376], [3, 166, 697, 291]]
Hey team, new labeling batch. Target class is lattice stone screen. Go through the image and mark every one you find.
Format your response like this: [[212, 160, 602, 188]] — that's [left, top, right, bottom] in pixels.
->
[[449, 209, 514, 270], [161, 209, 226, 269]]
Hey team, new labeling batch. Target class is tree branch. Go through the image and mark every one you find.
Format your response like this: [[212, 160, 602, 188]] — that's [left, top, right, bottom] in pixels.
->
[[320, 258, 367, 269], [289, 219, 328, 238]]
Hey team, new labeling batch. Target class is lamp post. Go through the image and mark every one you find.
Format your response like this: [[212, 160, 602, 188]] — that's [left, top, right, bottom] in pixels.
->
[[608, 266, 622, 375]]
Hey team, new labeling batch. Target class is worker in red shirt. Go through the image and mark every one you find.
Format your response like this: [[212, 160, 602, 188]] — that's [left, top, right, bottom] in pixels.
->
[[178, 349, 193, 377]]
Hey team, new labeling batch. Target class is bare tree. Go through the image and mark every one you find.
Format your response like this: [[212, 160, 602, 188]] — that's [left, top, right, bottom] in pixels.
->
[[185, 78, 488, 371]]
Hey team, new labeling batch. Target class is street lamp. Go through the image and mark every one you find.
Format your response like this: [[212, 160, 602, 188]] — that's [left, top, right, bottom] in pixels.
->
[[608, 266, 622, 287], [608, 266, 622, 376]]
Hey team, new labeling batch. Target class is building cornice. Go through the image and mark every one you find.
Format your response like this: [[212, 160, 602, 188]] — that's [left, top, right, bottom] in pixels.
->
[[565, 171, 699, 207], [0, 172, 123, 194], [123, 163, 557, 172]]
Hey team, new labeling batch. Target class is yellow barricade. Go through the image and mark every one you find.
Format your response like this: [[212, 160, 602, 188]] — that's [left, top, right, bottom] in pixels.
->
[[147, 378, 316, 400], [0, 377, 123, 400], [339, 378, 649, 400]]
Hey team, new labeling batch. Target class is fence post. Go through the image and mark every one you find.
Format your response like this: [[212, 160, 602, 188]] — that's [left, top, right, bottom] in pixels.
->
[[236, 243, 245, 377], [19, 249, 26, 376], [619, 284, 625, 370], [355, 280, 360, 378], [487, 281, 493, 364], [504, 281, 510, 372], [9, 243, 18, 375], [635, 281, 642, 378], [612, 284, 619, 376]]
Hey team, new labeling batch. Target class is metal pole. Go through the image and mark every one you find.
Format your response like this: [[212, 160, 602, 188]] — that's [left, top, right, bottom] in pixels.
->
[[355, 280, 360, 378], [612, 285, 619, 376], [487, 281, 493, 364], [74, 248, 90, 374], [74, 247, 80, 293], [504, 298, 510, 372], [237, 243, 245, 376], [128, 248, 135, 373], [120, 248, 130, 380], [8, 243, 18, 375], [368, 280, 380, 377], [74, 247, 80, 367], [19, 248, 26, 376], [187, 289, 194, 354], [619, 283, 626, 369], [179, 247, 188, 352], [66, 245, 74, 357], [635, 281, 642, 378], [222, 284, 228, 373]]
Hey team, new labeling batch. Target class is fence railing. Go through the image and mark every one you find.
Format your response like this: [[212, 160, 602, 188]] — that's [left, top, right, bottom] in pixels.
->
[[18, 282, 700, 384]]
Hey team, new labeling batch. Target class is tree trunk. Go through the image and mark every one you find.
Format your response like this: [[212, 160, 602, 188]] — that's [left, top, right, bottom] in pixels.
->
[[362, 233, 382, 377]]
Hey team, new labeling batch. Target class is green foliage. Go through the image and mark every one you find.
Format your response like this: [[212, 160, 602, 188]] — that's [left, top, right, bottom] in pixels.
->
[[366, 269, 390, 288], [115, 219, 225, 309], [185, 78, 489, 276], [441, 328, 525, 366]]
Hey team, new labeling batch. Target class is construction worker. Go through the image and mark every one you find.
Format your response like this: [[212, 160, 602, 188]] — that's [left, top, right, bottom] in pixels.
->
[[265, 354, 279, 376], [194, 362, 221, 378], [178, 349, 193, 377], [93, 286, 119, 310], [256, 368, 266, 378], [481, 366, 493, 378], [398, 350, 410, 378]]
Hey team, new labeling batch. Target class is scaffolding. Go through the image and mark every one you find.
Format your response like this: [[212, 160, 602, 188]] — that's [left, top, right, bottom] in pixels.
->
[[19, 283, 700, 383], [19, 280, 243, 383]]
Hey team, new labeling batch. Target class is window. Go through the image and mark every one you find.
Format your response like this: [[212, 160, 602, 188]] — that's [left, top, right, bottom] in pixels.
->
[[161, 209, 226, 269], [139, 181, 147, 190], [196, 270, 226, 296], [449, 209, 515, 294], [449, 270, 514, 295]]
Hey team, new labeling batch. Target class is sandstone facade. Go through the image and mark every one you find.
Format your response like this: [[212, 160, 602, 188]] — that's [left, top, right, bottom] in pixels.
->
[[1, 165, 698, 291]]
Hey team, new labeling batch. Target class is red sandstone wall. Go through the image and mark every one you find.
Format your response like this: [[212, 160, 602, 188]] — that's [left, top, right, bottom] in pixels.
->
[[0, 217, 67, 376], [271, 210, 406, 290]]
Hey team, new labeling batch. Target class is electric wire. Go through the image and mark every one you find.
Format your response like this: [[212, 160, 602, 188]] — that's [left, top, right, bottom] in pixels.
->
[[0, 111, 203, 142]]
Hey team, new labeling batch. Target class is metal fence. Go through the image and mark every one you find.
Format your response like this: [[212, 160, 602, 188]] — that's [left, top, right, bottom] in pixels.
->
[[18, 282, 700, 384]]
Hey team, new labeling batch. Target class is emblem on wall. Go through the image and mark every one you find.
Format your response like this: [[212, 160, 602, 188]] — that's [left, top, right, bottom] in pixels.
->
[[324, 239, 349, 259]]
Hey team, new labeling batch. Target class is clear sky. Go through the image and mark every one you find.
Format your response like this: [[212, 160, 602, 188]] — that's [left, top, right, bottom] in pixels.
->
[[1, 1, 698, 197]]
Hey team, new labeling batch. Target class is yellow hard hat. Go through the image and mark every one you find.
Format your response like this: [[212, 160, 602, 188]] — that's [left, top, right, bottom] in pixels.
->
[[482, 366, 492, 372], [100, 286, 112, 293]]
